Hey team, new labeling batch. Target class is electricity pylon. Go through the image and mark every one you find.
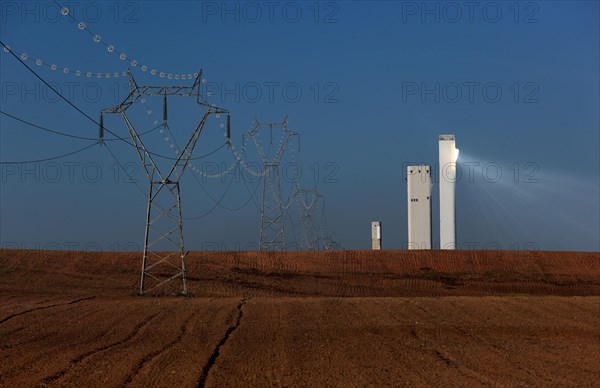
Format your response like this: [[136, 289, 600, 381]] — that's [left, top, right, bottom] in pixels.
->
[[101, 70, 229, 295], [246, 117, 297, 251], [291, 187, 341, 251]]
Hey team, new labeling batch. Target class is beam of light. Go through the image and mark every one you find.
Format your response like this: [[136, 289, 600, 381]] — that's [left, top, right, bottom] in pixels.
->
[[456, 150, 600, 251], [454, 148, 460, 162]]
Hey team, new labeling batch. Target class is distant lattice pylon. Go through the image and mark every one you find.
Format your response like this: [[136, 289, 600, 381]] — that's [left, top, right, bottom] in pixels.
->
[[245, 117, 297, 251], [290, 186, 342, 251]]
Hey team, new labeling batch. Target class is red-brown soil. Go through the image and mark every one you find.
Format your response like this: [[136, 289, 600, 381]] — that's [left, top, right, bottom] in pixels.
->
[[1, 249, 599, 297], [1, 249, 599, 387]]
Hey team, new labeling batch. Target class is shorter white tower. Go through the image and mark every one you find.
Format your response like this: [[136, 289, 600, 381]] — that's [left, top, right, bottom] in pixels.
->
[[407, 165, 432, 249], [371, 221, 382, 250]]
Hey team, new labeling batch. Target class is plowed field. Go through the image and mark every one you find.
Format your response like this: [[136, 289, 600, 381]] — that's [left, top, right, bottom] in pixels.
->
[[1, 249, 599, 387]]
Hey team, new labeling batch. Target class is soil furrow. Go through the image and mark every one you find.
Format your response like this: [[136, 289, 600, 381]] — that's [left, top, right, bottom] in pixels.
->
[[122, 310, 197, 386], [0, 296, 95, 325], [196, 298, 247, 387], [39, 311, 161, 385]]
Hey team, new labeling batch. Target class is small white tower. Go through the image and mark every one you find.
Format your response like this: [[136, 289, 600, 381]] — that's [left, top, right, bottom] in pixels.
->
[[371, 221, 382, 250]]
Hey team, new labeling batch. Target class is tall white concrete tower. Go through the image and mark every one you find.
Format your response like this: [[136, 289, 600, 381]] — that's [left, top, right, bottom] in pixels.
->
[[407, 165, 432, 249], [439, 134, 459, 249], [371, 221, 382, 250]]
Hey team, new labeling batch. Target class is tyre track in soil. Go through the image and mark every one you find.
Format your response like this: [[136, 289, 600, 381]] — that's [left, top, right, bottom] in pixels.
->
[[0, 296, 95, 325], [122, 309, 198, 386], [39, 310, 162, 386], [196, 298, 248, 388]]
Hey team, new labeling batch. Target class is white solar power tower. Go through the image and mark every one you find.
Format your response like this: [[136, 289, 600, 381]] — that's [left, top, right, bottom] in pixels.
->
[[438, 134, 459, 249], [407, 165, 432, 249]]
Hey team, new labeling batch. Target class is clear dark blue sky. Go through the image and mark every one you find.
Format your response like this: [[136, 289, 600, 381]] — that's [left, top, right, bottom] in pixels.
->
[[1, 1, 598, 251]]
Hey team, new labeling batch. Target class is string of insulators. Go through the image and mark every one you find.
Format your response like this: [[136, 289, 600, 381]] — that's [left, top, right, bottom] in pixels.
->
[[226, 113, 231, 144], [99, 113, 104, 144], [163, 94, 168, 122]]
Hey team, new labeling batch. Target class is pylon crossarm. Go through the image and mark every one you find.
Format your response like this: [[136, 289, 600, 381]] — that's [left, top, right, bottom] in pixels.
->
[[253, 117, 288, 131], [100, 89, 141, 114], [138, 85, 199, 97]]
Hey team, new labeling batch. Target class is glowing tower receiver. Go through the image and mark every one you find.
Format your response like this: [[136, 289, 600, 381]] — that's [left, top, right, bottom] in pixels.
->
[[439, 134, 459, 249]]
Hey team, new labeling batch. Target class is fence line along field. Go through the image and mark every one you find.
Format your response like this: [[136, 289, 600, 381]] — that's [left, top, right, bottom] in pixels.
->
[[1, 249, 599, 386]]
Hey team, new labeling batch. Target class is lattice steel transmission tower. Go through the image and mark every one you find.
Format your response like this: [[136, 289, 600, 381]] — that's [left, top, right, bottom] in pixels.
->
[[101, 70, 229, 295], [246, 117, 297, 251], [290, 187, 341, 251], [294, 188, 319, 250]]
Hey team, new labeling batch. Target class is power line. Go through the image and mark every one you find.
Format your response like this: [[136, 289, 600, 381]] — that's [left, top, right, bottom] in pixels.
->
[[187, 164, 263, 216], [102, 141, 146, 196], [0, 110, 162, 140], [183, 176, 235, 220], [0, 109, 227, 158], [51, 0, 194, 80], [1, 41, 106, 131], [0, 40, 218, 162], [0, 141, 98, 164], [240, 166, 262, 211], [0, 41, 127, 80], [105, 137, 252, 220]]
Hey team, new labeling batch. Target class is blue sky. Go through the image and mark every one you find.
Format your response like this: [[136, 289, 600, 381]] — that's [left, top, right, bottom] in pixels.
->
[[1, 1, 598, 251]]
